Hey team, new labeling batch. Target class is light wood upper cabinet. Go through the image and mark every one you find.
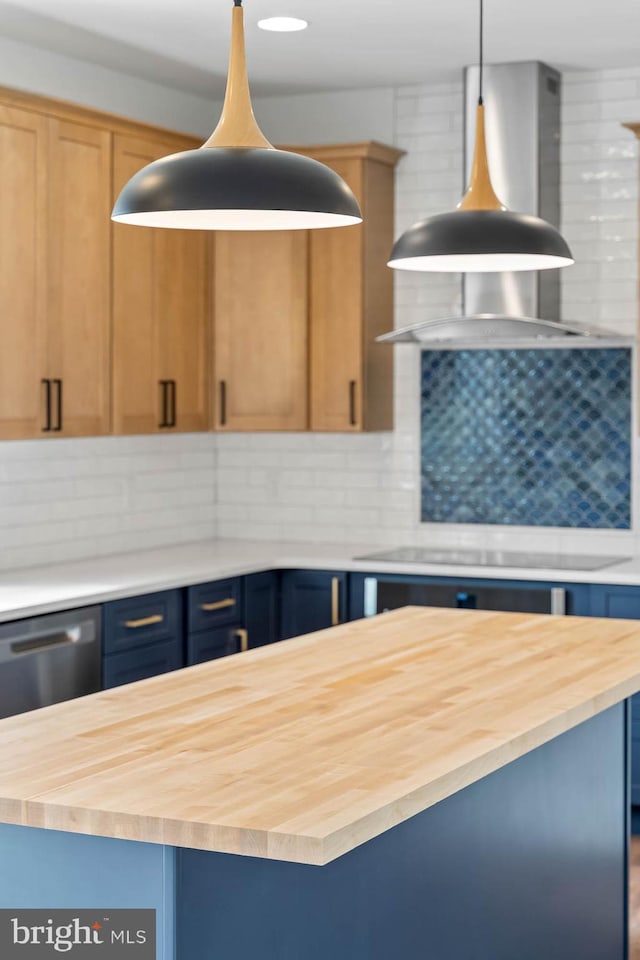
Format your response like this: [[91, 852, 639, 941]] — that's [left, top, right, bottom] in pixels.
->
[[299, 143, 404, 432], [213, 231, 308, 431], [0, 86, 210, 441], [112, 133, 209, 435], [307, 155, 364, 432], [0, 101, 111, 439], [0, 85, 400, 440], [211, 142, 402, 434], [47, 118, 111, 437], [112, 134, 166, 436], [0, 104, 48, 439], [155, 227, 210, 433]]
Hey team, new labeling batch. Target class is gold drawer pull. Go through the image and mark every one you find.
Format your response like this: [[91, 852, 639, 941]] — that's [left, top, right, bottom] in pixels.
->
[[123, 614, 164, 629], [235, 628, 249, 653], [200, 598, 236, 612]]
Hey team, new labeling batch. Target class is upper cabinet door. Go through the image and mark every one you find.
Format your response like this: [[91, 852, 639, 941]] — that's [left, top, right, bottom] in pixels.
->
[[297, 142, 402, 433], [0, 104, 48, 439], [112, 134, 164, 435], [156, 227, 210, 434], [308, 157, 364, 432], [113, 133, 209, 435], [47, 118, 112, 437], [214, 231, 308, 431]]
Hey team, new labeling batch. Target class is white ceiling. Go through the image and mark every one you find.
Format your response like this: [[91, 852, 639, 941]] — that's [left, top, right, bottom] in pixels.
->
[[2, 0, 640, 98]]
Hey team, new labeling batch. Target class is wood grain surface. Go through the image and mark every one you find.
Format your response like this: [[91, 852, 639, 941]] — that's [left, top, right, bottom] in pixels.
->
[[0, 606, 639, 865]]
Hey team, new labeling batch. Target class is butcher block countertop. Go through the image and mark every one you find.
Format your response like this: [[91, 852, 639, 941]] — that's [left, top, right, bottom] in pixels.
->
[[1, 606, 640, 865]]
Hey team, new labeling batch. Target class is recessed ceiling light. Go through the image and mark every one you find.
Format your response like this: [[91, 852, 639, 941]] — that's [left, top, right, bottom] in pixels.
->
[[258, 16, 309, 32]]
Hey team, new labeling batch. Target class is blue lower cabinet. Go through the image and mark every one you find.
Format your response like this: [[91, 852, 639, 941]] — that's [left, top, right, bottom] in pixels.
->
[[589, 584, 640, 620], [244, 571, 280, 648], [186, 625, 245, 666], [186, 573, 279, 664], [280, 570, 348, 640], [187, 578, 243, 634], [103, 589, 182, 655], [103, 638, 183, 689], [102, 589, 184, 691]]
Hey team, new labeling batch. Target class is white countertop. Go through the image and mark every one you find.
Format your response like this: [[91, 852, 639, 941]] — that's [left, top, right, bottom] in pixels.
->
[[0, 538, 640, 622]]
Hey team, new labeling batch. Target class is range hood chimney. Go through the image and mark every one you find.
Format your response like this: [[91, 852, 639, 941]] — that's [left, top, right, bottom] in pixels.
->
[[463, 61, 561, 320], [379, 61, 622, 347]]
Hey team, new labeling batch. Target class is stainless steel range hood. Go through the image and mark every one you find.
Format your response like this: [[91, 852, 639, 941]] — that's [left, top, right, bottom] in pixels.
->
[[376, 314, 620, 347], [380, 61, 625, 348]]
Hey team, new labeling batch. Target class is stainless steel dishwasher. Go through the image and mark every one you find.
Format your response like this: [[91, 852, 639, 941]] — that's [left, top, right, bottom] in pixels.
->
[[0, 606, 101, 719]]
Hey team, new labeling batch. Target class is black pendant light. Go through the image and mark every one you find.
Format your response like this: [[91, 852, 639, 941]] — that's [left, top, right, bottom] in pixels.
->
[[112, 0, 362, 231], [388, 0, 573, 272]]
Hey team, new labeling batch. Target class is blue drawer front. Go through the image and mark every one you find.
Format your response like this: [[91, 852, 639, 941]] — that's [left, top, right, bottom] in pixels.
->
[[103, 638, 183, 689], [103, 590, 182, 655], [187, 625, 243, 666], [187, 579, 243, 633]]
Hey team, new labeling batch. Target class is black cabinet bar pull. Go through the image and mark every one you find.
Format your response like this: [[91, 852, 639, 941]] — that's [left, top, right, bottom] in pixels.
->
[[41, 379, 51, 432], [169, 379, 177, 428], [158, 380, 169, 429], [52, 379, 62, 431], [219, 380, 227, 426], [349, 380, 357, 427]]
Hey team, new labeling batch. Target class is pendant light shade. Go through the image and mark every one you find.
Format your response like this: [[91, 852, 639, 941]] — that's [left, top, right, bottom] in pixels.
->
[[112, 148, 361, 230], [112, 1, 361, 231], [388, 201, 575, 273], [388, 2, 573, 273]]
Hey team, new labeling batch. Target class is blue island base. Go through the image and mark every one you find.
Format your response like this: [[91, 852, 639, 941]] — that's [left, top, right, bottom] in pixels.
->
[[0, 703, 629, 960]]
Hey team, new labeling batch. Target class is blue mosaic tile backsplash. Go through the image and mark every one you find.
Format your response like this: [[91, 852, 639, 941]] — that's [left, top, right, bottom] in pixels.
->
[[421, 348, 631, 528]]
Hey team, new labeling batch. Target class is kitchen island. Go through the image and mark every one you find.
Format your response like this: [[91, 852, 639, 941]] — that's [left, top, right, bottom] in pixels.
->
[[0, 605, 639, 958]]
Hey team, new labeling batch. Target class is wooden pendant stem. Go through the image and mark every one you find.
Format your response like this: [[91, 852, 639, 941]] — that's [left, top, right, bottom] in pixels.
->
[[203, 4, 272, 150], [457, 104, 505, 211]]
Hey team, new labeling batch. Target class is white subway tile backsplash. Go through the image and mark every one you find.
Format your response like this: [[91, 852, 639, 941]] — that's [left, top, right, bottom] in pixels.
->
[[601, 98, 640, 120], [563, 120, 634, 143], [563, 79, 638, 103], [562, 101, 604, 123], [0, 435, 217, 571], [395, 97, 419, 119], [301, 452, 348, 470]]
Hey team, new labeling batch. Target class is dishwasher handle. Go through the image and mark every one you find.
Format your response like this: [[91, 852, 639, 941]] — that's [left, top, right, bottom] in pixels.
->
[[0, 614, 98, 665], [9, 627, 82, 656]]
